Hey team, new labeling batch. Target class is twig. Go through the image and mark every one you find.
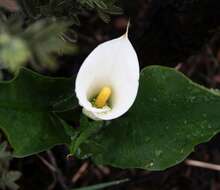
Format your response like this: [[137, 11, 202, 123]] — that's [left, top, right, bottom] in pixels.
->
[[37, 155, 58, 190], [185, 159, 220, 171], [47, 150, 68, 190], [175, 63, 182, 70], [97, 165, 110, 175], [38, 151, 68, 190], [37, 155, 57, 172], [72, 161, 89, 183]]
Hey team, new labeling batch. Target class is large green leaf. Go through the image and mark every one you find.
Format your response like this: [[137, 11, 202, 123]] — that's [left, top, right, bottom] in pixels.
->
[[0, 68, 76, 157], [79, 65, 220, 170]]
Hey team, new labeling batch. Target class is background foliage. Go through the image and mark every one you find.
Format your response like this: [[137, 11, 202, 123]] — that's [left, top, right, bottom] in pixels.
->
[[0, 0, 122, 72], [2, 0, 220, 190], [0, 139, 21, 190]]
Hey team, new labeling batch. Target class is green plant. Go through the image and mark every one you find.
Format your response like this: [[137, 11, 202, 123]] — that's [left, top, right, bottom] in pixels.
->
[[0, 0, 122, 72], [0, 140, 21, 190], [1, 1, 220, 190]]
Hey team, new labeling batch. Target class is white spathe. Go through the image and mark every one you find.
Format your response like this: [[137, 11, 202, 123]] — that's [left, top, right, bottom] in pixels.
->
[[75, 27, 140, 120]]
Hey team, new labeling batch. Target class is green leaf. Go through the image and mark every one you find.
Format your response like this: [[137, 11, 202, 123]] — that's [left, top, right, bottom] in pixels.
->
[[0, 33, 31, 71], [53, 94, 78, 112], [0, 141, 21, 190], [73, 178, 129, 190], [79, 65, 220, 170], [0, 18, 77, 72], [2, 171, 22, 190], [69, 116, 103, 156], [22, 20, 77, 70], [0, 68, 77, 157]]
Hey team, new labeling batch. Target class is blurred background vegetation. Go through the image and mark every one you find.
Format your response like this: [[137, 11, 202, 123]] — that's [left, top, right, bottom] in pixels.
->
[[2, 0, 220, 189], [0, 0, 122, 73]]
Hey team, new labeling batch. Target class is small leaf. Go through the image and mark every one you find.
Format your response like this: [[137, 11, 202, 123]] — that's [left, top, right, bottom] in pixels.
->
[[22, 20, 77, 70], [97, 10, 111, 23], [94, 0, 107, 9], [0, 34, 31, 71], [69, 116, 103, 156], [2, 171, 22, 190]]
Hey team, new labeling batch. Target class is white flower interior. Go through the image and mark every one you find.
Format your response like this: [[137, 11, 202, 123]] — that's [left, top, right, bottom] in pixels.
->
[[75, 34, 139, 120]]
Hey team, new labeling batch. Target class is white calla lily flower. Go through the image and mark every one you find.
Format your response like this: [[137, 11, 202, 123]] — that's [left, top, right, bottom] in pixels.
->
[[75, 24, 140, 120]]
